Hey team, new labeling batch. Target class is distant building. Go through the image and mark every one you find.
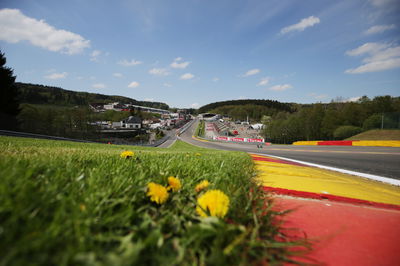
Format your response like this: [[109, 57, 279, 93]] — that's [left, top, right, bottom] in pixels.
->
[[89, 103, 106, 112], [104, 102, 119, 110], [122, 116, 142, 129], [250, 123, 264, 130]]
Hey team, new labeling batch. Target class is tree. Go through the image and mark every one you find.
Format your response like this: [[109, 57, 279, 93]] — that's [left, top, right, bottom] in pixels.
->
[[0, 51, 20, 130], [333, 126, 362, 140], [321, 108, 342, 139]]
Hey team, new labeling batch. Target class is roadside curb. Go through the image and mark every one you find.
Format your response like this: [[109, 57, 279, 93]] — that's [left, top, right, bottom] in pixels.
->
[[293, 140, 400, 147], [263, 186, 400, 211], [251, 153, 400, 205], [252, 153, 400, 265]]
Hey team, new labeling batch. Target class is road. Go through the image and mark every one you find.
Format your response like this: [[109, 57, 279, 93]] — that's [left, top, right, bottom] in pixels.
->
[[178, 120, 400, 180]]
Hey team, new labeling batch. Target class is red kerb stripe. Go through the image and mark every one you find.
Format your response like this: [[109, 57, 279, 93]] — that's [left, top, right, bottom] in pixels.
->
[[263, 186, 400, 211], [317, 141, 353, 146]]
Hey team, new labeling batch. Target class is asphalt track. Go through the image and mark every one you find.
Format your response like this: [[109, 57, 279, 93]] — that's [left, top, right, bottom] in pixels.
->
[[178, 120, 400, 180]]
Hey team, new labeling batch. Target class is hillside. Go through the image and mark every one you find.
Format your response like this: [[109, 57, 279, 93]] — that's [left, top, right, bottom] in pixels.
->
[[16, 82, 169, 110], [346, 129, 400, 140], [198, 99, 293, 121], [198, 99, 292, 113]]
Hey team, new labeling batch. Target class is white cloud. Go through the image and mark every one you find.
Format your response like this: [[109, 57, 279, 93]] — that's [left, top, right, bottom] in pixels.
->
[[45, 72, 68, 79], [0, 8, 90, 54], [128, 81, 140, 88], [180, 73, 195, 80], [170, 57, 190, 69], [149, 68, 170, 76], [364, 24, 396, 35], [346, 58, 400, 73], [267, 84, 292, 91], [92, 83, 106, 89], [242, 68, 260, 77], [345, 42, 400, 74], [90, 50, 101, 62], [113, 73, 123, 78], [118, 59, 142, 66], [191, 103, 200, 108], [163, 83, 172, 87], [346, 42, 389, 56], [257, 77, 270, 86], [346, 96, 361, 102], [280, 16, 320, 34], [212, 77, 220, 82]]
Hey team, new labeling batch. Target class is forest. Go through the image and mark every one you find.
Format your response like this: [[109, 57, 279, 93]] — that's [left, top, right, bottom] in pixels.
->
[[263, 96, 400, 143], [16, 82, 170, 110], [198, 99, 292, 114], [198, 96, 400, 143]]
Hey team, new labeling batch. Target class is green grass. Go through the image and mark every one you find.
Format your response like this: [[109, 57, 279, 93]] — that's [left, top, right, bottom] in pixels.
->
[[346, 129, 400, 140], [194, 120, 205, 138], [0, 136, 307, 265]]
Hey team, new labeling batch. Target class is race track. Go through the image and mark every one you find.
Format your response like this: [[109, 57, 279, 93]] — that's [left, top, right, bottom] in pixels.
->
[[178, 120, 400, 180]]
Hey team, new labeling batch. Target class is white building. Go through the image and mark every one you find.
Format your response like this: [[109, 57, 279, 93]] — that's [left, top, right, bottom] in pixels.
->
[[122, 116, 142, 129]]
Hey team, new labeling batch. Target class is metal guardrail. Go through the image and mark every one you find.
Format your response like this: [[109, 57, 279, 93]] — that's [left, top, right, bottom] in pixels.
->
[[143, 134, 170, 147], [0, 129, 171, 147], [0, 130, 97, 143], [177, 119, 195, 136]]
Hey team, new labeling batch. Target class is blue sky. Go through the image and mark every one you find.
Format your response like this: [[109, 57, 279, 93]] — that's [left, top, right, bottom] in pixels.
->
[[0, 0, 399, 108]]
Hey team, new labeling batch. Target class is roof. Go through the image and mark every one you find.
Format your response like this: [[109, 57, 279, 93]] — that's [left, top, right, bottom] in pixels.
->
[[124, 116, 142, 124]]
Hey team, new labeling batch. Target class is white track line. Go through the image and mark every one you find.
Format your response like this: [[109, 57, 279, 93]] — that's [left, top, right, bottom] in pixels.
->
[[251, 152, 400, 187]]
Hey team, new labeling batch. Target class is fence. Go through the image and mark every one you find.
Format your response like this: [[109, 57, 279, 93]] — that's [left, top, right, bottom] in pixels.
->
[[0, 130, 171, 147]]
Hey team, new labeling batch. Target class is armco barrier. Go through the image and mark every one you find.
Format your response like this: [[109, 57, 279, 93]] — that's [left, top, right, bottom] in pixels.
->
[[292, 140, 400, 147]]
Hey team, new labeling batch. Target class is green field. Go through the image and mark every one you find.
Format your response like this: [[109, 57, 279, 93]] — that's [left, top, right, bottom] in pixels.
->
[[0, 136, 306, 265]]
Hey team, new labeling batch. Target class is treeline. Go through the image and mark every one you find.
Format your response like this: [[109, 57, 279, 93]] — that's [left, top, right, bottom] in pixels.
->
[[16, 82, 170, 110], [17, 104, 155, 142], [18, 104, 99, 139], [210, 104, 289, 121], [198, 99, 292, 114], [263, 96, 400, 143]]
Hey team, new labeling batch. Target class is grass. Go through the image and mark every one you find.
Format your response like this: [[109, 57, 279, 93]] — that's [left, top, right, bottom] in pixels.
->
[[346, 129, 400, 140], [194, 120, 205, 138], [0, 136, 307, 265]]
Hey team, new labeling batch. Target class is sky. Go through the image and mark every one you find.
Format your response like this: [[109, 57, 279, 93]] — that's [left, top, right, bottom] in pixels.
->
[[0, 0, 399, 108]]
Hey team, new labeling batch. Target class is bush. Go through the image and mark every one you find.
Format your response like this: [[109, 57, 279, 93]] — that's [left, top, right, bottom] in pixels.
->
[[333, 125, 362, 140], [363, 114, 381, 130]]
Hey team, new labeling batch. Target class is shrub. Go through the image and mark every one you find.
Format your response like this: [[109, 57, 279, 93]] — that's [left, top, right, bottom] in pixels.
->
[[333, 125, 362, 140]]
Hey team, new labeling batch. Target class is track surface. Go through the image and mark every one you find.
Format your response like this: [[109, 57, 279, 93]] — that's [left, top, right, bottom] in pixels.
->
[[179, 120, 400, 180]]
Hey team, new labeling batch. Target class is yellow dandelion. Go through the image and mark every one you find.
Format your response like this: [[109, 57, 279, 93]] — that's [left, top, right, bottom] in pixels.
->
[[120, 150, 134, 158], [147, 182, 169, 204], [195, 153, 202, 156], [79, 204, 86, 212], [167, 176, 182, 192], [196, 189, 230, 218], [195, 180, 210, 192]]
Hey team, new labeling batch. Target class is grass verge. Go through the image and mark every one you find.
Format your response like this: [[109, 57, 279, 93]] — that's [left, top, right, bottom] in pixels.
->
[[0, 136, 307, 265], [194, 120, 205, 138], [346, 129, 400, 140]]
